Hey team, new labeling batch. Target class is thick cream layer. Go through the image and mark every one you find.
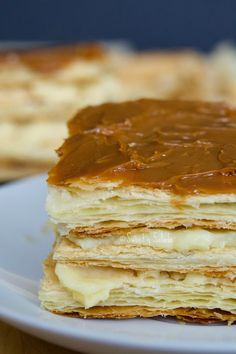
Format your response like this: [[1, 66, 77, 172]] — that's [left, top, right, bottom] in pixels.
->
[[47, 186, 236, 227], [69, 228, 236, 252], [55, 263, 236, 312], [55, 263, 131, 308]]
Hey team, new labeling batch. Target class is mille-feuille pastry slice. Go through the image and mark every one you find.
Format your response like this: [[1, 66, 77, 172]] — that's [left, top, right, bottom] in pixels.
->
[[117, 44, 236, 105], [39, 99, 236, 322], [0, 42, 121, 122], [116, 50, 212, 101]]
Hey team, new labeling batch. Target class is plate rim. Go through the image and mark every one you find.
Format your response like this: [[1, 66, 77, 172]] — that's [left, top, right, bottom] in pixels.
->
[[2, 302, 236, 354]]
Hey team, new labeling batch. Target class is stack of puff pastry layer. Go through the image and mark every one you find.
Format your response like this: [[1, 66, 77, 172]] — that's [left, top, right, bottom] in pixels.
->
[[40, 99, 236, 323]]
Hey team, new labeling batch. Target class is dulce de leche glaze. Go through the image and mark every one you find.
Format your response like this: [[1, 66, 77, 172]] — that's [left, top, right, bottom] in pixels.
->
[[0, 43, 104, 73], [48, 99, 236, 194]]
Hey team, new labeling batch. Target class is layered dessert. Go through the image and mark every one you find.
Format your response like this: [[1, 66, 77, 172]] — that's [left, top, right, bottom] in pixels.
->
[[40, 99, 236, 323]]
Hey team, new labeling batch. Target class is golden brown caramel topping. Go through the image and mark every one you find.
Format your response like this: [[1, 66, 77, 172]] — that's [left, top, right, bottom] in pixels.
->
[[48, 99, 236, 194], [0, 43, 104, 73]]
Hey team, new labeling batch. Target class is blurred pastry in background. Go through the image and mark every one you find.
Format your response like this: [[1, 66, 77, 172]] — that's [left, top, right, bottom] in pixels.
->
[[117, 44, 236, 103], [117, 50, 209, 100], [207, 43, 236, 102], [1, 42, 236, 181]]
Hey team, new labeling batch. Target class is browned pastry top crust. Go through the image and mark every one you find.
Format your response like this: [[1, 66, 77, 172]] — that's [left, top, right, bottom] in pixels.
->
[[48, 99, 236, 195]]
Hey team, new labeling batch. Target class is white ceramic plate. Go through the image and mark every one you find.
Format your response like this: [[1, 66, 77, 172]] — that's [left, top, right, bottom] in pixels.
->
[[1, 175, 236, 354]]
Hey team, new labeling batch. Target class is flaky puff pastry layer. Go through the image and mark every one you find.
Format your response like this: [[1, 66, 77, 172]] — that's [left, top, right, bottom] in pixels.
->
[[53, 236, 236, 274], [39, 257, 236, 323], [47, 185, 236, 232], [52, 225, 236, 273]]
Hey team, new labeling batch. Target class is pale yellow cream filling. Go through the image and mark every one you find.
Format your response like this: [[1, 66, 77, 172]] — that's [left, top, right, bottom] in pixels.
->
[[70, 228, 236, 252]]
